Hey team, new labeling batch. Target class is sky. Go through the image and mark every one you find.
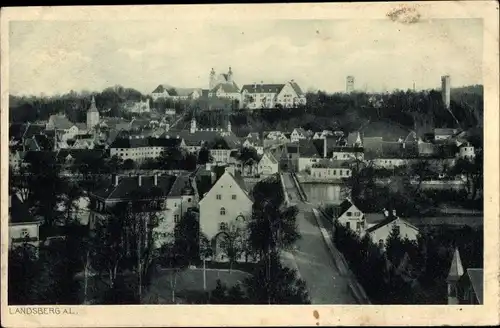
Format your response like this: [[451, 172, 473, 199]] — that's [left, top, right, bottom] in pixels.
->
[[9, 18, 483, 96]]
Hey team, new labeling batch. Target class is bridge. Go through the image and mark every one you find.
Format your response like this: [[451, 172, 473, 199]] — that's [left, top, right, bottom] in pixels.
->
[[279, 172, 370, 304]]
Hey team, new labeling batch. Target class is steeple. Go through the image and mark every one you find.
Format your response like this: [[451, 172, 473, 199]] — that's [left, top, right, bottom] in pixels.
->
[[227, 66, 233, 83], [227, 118, 232, 132], [209, 68, 216, 90], [447, 247, 464, 304], [88, 96, 98, 113]]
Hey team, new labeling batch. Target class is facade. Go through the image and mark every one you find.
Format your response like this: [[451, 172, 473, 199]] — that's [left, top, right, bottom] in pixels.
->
[[310, 161, 352, 180], [363, 210, 420, 249], [86, 96, 100, 131], [333, 199, 365, 233], [9, 194, 43, 249], [198, 169, 253, 260], [458, 144, 475, 161], [346, 76, 355, 93], [151, 85, 202, 101], [242, 138, 264, 155], [435, 128, 458, 141], [290, 128, 308, 143], [124, 99, 151, 113], [297, 139, 323, 172], [109, 136, 185, 162], [208, 67, 241, 102], [441, 75, 451, 109], [240, 80, 306, 109], [258, 151, 279, 175], [89, 174, 197, 248], [46, 115, 81, 141]]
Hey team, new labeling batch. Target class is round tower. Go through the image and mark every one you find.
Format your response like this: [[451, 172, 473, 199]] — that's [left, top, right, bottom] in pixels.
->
[[86, 96, 100, 131]]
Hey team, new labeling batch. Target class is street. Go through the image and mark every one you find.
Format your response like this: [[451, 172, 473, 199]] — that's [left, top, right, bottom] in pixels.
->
[[281, 173, 358, 304]]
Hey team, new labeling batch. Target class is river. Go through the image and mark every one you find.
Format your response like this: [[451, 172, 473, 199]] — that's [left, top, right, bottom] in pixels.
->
[[301, 183, 348, 206]]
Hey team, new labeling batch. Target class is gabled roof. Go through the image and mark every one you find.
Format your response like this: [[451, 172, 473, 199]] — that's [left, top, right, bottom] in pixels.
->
[[48, 115, 74, 130], [23, 124, 45, 139], [346, 132, 361, 146], [228, 171, 253, 201], [298, 139, 321, 157], [289, 81, 305, 96], [9, 194, 40, 225], [447, 248, 465, 281], [435, 128, 457, 136], [241, 84, 285, 94], [168, 174, 194, 197], [92, 175, 178, 201], [75, 123, 87, 130], [465, 268, 483, 304], [211, 82, 240, 94], [365, 215, 419, 234], [338, 199, 354, 216], [152, 84, 175, 94]]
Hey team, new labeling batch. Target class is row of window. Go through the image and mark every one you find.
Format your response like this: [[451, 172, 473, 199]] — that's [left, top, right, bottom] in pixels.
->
[[216, 194, 237, 200]]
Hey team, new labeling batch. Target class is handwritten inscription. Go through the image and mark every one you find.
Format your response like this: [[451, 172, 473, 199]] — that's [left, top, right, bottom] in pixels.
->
[[9, 307, 78, 315]]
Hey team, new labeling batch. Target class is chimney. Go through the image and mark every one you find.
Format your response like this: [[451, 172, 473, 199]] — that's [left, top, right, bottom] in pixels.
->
[[392, 209, 397, 217], [114, 174, 120, 186], [138, 175, 142, 187], [383, 208, 389, 217], [323, 138, 327, 158], [154, 174, 158, 186]]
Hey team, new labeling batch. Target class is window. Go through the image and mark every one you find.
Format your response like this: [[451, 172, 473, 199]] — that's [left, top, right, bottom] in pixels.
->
[[187, 198, 192, 203], [356, 222, 361, 231], [174, 215, 180, 223], [21, 228, 30, 239], [378, 239, 384, 248], [216, 194, 222, 200], [232, 195, 237, 200], [220, 207, 226, 215], [355, 212, 360, 217], [333, 170, 337, 175], [345, 222, 350, 230], [219, 222, 228, 230], [346, 211, 352, 217]]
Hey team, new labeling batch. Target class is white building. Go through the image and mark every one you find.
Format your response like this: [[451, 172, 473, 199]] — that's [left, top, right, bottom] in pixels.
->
[[124, 99, 151, 113], [151, 85, 202, 101], [240, 80, 307, 109], [333, 199, 365, 234], [290, 128, 309, 143], [8, 194, 43, 249], [258, 151, 279, 175], [198, 169, 253, 261], [458, 143, 475, 161], [109, 135, 186, 162], [362, 210, 420, 249]]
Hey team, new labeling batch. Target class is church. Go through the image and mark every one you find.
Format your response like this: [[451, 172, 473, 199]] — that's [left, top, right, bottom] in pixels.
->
[[208, 67, 241, 103]]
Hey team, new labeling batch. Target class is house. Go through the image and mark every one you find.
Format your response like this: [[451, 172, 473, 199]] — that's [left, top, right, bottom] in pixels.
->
[[447, 248, 483, 305], [246, 132, 260, 140], [332, 199, 365, 233], [124, 99, 151, 113], [242, 137, 264, 155], [151, 84, 202, 101], [109, 135, 185, 162], [313, 130, 334, 140], [368, 142, 419, 169], [458, 143, 475, 161], [46, 114, 81, 141], [258, 151, 279, 175], [208, 67, 241, 102], [434, 128, 459, 141], [346, 131, 363, 147], [89, 174, 197, 248], [264, 131, 288, 141], [297, 139, 323, 172], [71, 134, 96, 149], [290, 128, 309, 143], [240, 80, 307, 109], [362, 210, 419, 249], [310, 159, 352, 180], [210, 137, 238, 165], [329, 146, 364, 161], [9, 194, 43, 249], [198, 168, 253, 261]]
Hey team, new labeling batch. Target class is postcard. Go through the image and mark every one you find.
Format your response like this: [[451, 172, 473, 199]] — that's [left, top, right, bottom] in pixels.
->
[[1, 2, 499, 327]]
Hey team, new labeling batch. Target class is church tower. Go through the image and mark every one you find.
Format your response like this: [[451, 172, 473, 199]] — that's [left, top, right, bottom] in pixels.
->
[[190, 116, 197, 134], [227, 66, 233, 83], [447, 247, 464, 304], [227, 118, 232, 132], [86, 96, 100, 131], [209, 68, 216, 90]]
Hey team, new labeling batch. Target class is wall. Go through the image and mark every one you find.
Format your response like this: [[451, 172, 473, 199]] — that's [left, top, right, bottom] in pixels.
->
[[367, 218, 419, 248], [298, 157, 321, 172], [199, 173, 253, 239]]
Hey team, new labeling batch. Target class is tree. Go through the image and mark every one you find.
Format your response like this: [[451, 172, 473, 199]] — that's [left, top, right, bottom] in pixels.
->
[[243, 252, 310, 304], [219, 220, 247, 272], [174, 210, 200, 266], [122, 159, 136, 171], [451, 152, 483, 200]]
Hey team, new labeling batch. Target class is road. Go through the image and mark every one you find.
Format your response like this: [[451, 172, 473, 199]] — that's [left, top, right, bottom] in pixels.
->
[[281, 173, 358, 304]]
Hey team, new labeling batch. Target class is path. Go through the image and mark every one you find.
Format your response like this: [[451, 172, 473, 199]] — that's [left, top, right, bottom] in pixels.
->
[[280, 173, 358, 304]]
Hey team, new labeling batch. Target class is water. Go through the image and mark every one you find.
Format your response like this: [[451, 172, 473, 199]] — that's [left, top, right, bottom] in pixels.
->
[[301, 183, 347, 205]]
